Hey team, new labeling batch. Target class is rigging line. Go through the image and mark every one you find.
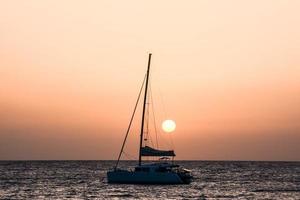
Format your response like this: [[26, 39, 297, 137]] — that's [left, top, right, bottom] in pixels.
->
[[123, 151, 137, 160], [150, 83, 170, 148], [122, 151, 131, 160], [156, 87, 173, 149], [149, 82, 159, 148], [144, 108, 150, 146], [158, 87, 168, 120], [147, 121, 155, 148], [169, 133, 175, 149], [146, 81, 155, 148], [114, 74, 147, 169], [159, 128, 172, 149], [157, 121, 172, 149], [145, 82, 150, 146]]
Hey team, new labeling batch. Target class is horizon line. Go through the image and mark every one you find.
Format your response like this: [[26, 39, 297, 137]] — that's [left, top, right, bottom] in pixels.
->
[[0, 159, 299, 162]]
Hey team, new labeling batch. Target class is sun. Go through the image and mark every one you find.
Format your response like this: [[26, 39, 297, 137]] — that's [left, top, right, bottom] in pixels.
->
[[162, 120, 176, 133]]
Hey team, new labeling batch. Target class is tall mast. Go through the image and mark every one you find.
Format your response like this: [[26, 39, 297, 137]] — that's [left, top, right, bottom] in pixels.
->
[[139, 53, 152, 166]]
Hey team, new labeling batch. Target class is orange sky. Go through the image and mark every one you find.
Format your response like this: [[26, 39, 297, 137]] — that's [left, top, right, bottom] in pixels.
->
[[1, 1, 299, 160]]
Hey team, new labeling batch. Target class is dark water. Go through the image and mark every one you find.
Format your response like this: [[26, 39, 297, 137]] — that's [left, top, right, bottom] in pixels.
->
[[0, 161, 299, 199]]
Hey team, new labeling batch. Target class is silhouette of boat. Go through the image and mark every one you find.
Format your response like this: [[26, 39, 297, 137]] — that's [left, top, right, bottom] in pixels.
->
[[107, 53, 193, 184]]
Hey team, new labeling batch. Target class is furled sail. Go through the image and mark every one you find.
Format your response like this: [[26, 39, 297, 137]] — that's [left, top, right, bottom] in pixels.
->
[[141, 146, 176, 157]]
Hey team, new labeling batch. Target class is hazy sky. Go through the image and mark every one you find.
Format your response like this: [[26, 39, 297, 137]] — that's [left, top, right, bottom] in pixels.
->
[[1, 1, 299, 160]]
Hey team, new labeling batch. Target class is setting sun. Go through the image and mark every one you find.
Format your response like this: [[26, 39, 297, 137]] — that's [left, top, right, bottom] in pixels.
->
[[162, 120, 176, 133]]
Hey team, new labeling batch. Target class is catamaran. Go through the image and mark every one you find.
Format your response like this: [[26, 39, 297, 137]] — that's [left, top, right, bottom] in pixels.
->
[[107, 53, 193, 184]]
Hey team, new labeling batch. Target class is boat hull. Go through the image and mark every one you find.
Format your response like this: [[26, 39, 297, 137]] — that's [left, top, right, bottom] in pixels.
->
[[107, 170, 185, 184]]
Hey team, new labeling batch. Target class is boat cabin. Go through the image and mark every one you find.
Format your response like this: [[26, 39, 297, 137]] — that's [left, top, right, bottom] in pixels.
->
[[134, 163, 179, 173]]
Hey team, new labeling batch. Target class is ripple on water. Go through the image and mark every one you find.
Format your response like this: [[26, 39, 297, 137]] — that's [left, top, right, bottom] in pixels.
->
[[0, 161, 299, 199]]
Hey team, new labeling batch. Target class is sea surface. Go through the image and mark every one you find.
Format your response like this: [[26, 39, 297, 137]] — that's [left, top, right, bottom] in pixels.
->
[[0, 161, 299, 199]]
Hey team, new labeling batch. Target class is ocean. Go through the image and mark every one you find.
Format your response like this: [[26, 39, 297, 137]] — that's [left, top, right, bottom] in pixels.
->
[[0, 161, 299, 199]]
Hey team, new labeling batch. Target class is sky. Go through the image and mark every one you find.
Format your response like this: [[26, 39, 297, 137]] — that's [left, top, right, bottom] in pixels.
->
[[0, 0, 299, 161]]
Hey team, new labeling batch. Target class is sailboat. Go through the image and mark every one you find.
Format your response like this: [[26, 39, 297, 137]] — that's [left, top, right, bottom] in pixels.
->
[[107, 53, 193, 184]]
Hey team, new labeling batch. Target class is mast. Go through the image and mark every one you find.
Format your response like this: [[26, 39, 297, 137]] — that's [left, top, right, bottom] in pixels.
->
[[139, 53, 152, 166]]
